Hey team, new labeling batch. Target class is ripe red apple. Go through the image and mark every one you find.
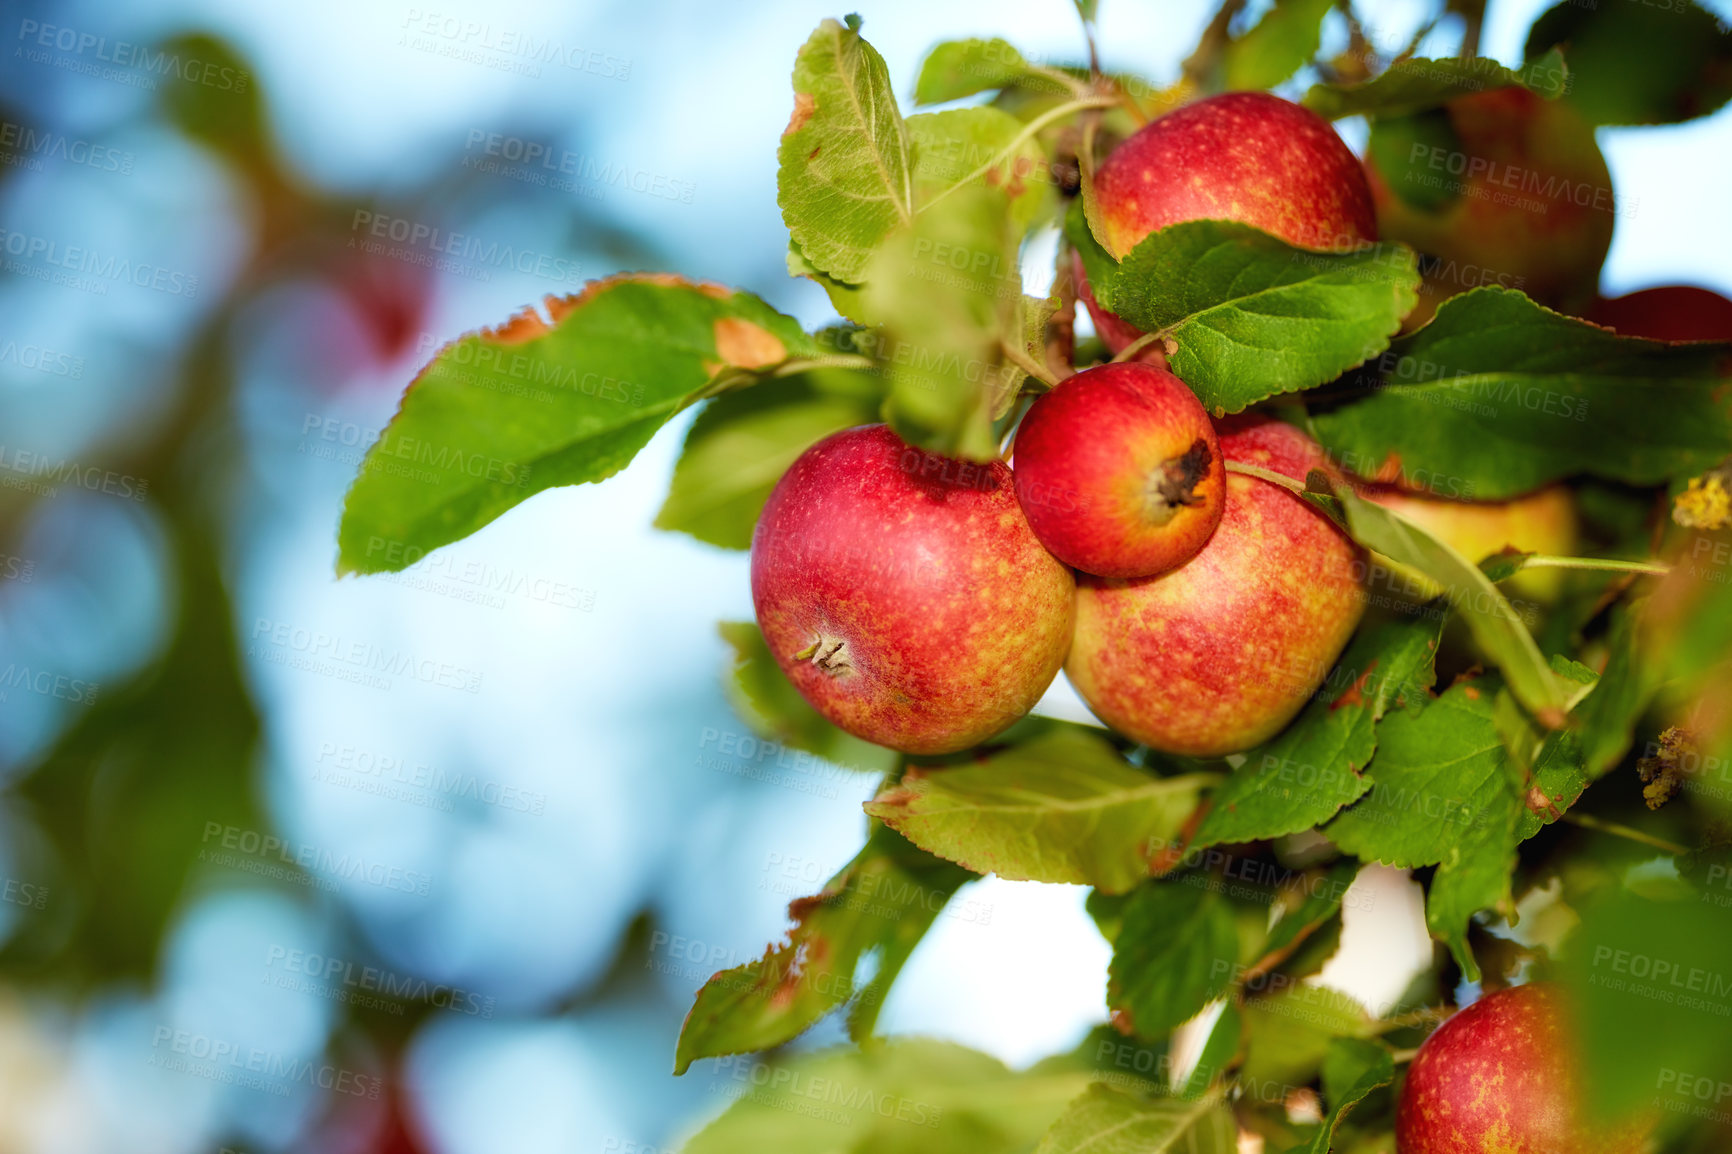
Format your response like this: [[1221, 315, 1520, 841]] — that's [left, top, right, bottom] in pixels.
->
[[1363, 483, 1579, 604], [1397, 983, 1649, 1154], [751, 424, 1075, 755], [1066, 416, 1365, 757], [1368, 87, 1614, 325], [1078, 92, 1378, 354], [1587, 284, 1732, 342], [1012, 363, 1225, 579]]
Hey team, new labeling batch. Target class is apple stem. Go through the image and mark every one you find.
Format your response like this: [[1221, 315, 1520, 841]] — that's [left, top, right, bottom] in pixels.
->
[[1389, 1047, 1421, 1065], [1109, 331, 1167, 364], [1224, 460, 1307, 495], [1518, 554, 1670, 577], [920, 96, 1119, 215], [1559, 811, 1687, 856]]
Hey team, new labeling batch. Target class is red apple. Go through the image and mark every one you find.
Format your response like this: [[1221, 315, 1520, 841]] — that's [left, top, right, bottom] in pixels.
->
[[1397, 983, 1649, 1154], [1079, 92, 1378, 354], [1588, 284, 1732, 342], [751, 425, 1075, 755], [1066, 416, 1365, 757], [1368, 87, 1614, 324], [1012, 363, 1225, 579]]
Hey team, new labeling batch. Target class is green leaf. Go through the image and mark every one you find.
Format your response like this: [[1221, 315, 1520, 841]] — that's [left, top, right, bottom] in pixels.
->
[[1223, 0, 1334, 92], [1254, 860, 1364, 976], [1424, 789, 1519, 982], [1301, 49, 1570, 120], [1035, 1084, 1237, 1154], [1525, 0, 1732, 126], [1328, 479, 1568, 721], [865, 729, 1213, 894], [336, 276, 820, 575], [673, 826, 970, 1073], [655, 370, 884, 549], [683, 1039, 1091, 1153], [862, 185, 1022, 459], [787, 240, 877, 325], [1241, 986, 1373, 1088], [1287, 1039, 1395, 1154], [1560, 886, 1732, 1123], [1069, 207, 1418, 415], [1193, 616, 1442, 848], [1571, 607, 1653, 780], [715, 622, 897, 775], [778, 18, 913, 283], [1106, 881, 1240, 1040], [1182, 1002, 1245, 1098], [1364, 109, 1462, 212], [908, 106, 1053, 230], [1311, 288, 1732, 501], [913, 38, 1075, 105], [1326, 680, 1515, 869]]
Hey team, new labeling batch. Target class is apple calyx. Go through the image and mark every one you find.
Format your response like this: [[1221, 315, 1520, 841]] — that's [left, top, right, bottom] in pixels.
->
[[1144, 437, 1214, 526], [794, 635, 854, 677]]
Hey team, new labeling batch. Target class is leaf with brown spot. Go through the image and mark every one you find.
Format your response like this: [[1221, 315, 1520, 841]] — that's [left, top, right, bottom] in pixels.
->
[[337, 275, 822, 575]]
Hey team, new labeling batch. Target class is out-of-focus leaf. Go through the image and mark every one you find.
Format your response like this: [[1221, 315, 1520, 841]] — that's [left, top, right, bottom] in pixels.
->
[[156, 34, 264, 164], [1253, 860, 1363, 976], [913, 38, 1076, 105], [673, 826, 971, 1073], [1364, 109, 1462, 212], [1035, 1084, 1237, 1154], [682, 1039, 1090, 1152], [1223, 0, 1334, 92], [337, 276, 821, 575], [655, 370, 883, 549], [715, 621, 896, 776], [1302, 49, 1570, 120], [866, 729, 1212, 894], [787, 240, 876, 325], [1525, 0, 1732, 125], [1311, 288, 1732, 501], [1561, 885, 1732, 1123], [909, 106, 1053, 229], [1106, 881, 1239, 1040], [1070, 206, 1418, 415], [861, 186, 1021, 459], [1241, 986, 1374, 1088], [778, 18, 913, 283], [1194, 616, 1442, 848]]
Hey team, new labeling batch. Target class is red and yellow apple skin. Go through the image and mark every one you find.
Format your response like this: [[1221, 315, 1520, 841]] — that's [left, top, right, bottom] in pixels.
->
[[1363, 484, 1579, 604], [751, 424, 1075, 755], [1397, 983, 1649, 1154], [1588, 284, 1732, 342], [1066, 416, 1365, 757], [1369, 87, 1614, 324], [1012, 363, 1225, 579], [1078, 92, 1378, 353]]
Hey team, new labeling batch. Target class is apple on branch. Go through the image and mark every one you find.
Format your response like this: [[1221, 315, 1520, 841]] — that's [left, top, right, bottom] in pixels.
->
[[751, 424, 1075, 755], [1075, 91, 1378, 357]]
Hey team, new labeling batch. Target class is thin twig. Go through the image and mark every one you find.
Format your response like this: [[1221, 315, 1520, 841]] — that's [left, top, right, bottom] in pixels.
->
[[920, 97, 1119, 213], [1560, 811, 1688, 856], [1110, 330, 1168, 363], [1519, 555, 1670, 577]]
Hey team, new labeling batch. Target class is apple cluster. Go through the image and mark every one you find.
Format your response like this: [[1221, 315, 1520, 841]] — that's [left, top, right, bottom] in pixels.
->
[[750, 87, 1731, 761]]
